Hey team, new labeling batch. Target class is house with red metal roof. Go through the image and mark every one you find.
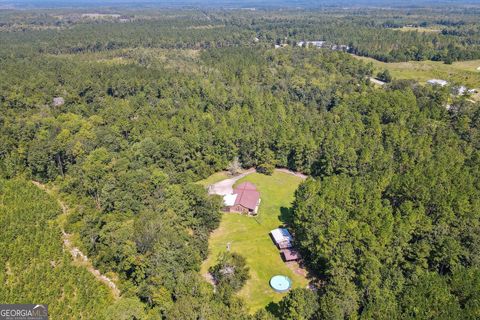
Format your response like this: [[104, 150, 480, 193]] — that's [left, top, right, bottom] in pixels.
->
[[223, 182, 261, 215]]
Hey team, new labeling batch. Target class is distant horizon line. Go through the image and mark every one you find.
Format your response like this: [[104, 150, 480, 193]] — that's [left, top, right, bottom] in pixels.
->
[[2, 0, 480, 10]]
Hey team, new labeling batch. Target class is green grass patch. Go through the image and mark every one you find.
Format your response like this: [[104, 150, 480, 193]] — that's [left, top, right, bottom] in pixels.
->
[[200, 171, 309, 312], [396, 26, 441, 33], [355, 55, 480, 88], [196, 171, 230, 187]]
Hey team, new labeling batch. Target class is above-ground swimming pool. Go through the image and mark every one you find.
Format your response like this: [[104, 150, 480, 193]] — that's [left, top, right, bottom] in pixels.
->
[[270, 275, 292, 293]]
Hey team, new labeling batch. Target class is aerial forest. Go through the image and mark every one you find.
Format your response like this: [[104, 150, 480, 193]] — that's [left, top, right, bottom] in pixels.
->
[[1, 6, 480, 320]]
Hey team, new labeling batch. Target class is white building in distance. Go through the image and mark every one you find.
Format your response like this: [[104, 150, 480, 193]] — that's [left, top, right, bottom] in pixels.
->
[[427, 79, 448, 87]]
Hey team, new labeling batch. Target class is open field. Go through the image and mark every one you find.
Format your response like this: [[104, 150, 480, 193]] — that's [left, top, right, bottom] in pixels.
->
[[354, 55, 480, 89], [397, 26, 441, 33], [200, 171, 309, 312]]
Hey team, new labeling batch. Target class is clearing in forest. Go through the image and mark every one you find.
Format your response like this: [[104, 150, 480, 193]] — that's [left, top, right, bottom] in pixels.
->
[[200, 171, 310, 312], [396, 26, 442, 33], [353, 55, 480, 89]]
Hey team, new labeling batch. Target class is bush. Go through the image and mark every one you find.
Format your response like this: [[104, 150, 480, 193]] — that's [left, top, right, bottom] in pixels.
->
[[376, 69, 392, 83], [257, 163, 274, 175]]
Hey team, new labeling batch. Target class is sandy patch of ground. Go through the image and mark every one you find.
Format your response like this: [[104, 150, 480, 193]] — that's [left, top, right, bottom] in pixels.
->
[[275, 168, 308, 180]]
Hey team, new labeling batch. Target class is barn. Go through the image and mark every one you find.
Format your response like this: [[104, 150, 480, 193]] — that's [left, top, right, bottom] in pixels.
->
[[223, 182, 261, 215]]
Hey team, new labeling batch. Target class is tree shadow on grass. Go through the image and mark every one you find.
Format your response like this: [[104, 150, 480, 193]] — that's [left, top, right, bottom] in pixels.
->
[[279, 206, 294, 226], [266, 301, 281, 318]]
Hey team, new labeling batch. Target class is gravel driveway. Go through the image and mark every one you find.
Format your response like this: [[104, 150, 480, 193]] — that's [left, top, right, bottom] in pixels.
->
[[208, 169, 256, 195]]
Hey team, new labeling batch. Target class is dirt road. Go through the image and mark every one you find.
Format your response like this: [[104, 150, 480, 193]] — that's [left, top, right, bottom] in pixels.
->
[[31, 181, 120, 299]]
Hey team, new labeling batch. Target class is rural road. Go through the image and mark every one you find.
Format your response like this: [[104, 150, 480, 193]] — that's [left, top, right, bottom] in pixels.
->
[[208, 168, 307, 196]]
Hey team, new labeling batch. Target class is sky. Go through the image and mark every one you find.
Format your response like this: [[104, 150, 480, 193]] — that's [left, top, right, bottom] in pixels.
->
[[1, 0, 480, 9]]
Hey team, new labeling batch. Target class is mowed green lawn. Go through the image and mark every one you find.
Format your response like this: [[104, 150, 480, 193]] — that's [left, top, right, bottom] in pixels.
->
[[200, 171, 309, 312], [196, 171, 230, 187]]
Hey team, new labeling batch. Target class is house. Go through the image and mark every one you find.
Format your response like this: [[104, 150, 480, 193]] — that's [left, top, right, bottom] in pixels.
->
[[53, 97, 65, 107], [334, 44, 350, 51], [270, 228, 293, 249], [427, 79, 448, 87], [297, 40, 326, 48], [223, 182, 261, 215], [281, 248, 300, 262], [453, 86, 468, 95], [453, 86, 476, 96]]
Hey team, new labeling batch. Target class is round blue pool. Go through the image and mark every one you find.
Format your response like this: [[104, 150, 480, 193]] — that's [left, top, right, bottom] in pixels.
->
[[270, 275, 292, 292]]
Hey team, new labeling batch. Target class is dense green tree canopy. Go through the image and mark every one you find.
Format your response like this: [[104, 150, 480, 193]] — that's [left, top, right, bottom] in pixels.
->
[[1, 7, 480, 320]]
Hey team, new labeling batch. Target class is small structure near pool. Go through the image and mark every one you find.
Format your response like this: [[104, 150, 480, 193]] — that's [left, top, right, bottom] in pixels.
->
[[271, 228, 301, 262], [281, 248, 300, 262], [223, 182, 261, 215], [270, 275, 292, 293], [270, 228, 293, 249]]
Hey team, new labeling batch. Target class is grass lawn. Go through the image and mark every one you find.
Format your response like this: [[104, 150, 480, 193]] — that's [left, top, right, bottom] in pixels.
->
[[353, 55, 480, 89], [200, 171, 309, 312], [196, 171, 230, 187]]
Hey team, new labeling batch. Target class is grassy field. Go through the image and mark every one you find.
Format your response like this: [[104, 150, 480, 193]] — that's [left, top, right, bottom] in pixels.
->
[[196, 171, 230, 187], [397, 26, 441, 33], [200, 171, 309, 312], [354, 55, 480, 89]]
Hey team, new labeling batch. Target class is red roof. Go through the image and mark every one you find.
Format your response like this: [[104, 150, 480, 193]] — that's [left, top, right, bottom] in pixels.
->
[[281, 249, 300, 261], [233, 182, 260, 210]]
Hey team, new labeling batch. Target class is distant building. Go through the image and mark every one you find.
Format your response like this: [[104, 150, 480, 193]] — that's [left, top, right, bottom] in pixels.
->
[[334, 44, 350, 51], [452, 86, 468, 95], [297, 41, 349, 52], [297, 40, 326, 48], [427, 79, 448, 87], [53, 97, 65, 106], [270, 228, 293, 249], [452, 86, 476, 96], [223, 182, 260, 215]]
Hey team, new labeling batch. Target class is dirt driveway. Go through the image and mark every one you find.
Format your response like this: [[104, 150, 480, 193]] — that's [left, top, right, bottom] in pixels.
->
[[208, 169, 256, 195]]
